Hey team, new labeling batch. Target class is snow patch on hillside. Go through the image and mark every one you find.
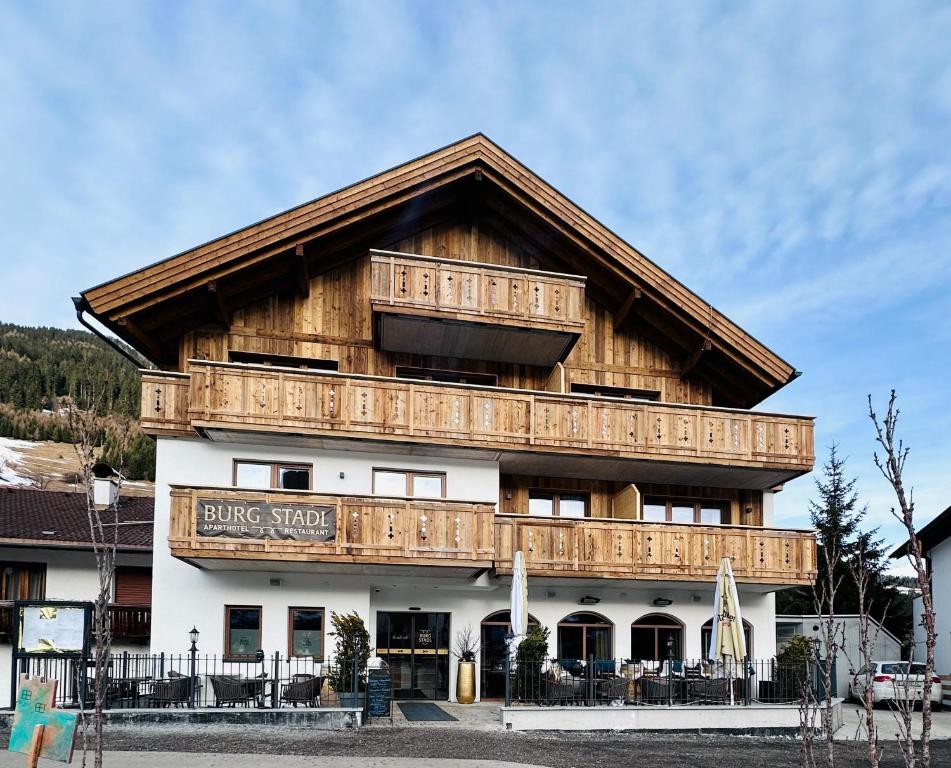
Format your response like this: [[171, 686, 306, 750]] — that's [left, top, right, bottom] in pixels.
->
[[0, 437, 33, 485]]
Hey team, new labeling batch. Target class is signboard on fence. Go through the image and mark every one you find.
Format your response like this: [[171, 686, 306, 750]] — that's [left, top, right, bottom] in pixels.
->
[[8, 675, 78, 764], [196, 497, 336, 541], [17, 606, 86, 655]]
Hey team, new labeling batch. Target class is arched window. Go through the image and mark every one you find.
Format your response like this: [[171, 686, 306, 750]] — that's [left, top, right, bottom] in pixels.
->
[[557, 612, 613, 661], [631, 613, 684, 661], [480, 610, 540, 699], [701, 618, 754, 660]]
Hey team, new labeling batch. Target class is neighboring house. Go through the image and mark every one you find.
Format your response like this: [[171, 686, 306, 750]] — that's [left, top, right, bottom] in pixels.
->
[[77, 134, 818, 702], [0, 485, 153, 704], [892, 505, 951, 677], [776, 614, 902, 699]]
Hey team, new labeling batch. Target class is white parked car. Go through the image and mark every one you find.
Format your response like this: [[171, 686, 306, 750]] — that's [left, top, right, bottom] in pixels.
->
[[849, 661, 943, 710]]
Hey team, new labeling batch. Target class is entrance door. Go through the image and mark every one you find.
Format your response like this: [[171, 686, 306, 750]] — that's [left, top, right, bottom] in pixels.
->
[[376, 612, 450, 700]]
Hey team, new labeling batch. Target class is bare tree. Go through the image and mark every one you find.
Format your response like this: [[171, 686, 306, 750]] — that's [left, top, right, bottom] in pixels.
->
[[844, 537, 888, 768], [812, 530, 844, 767], [799, 655, 820, 768], [868, 391, 937, 768], [70, 401, 130, 768]]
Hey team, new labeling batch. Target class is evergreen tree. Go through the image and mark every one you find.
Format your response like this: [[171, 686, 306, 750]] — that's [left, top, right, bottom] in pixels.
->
[[777, 445, 899, 633]]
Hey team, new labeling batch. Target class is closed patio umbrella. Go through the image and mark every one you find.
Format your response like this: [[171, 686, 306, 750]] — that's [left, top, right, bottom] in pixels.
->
[[708, 556, 746, 705], [507, 550, 529, 659]]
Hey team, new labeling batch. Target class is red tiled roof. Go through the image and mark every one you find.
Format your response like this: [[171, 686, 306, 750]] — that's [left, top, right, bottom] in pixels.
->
[[0, 488, 153, 550]]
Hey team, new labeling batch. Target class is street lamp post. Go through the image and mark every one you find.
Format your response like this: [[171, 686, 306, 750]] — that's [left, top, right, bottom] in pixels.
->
[[665, 634, 674, 706], [188, 626, 199, 708]]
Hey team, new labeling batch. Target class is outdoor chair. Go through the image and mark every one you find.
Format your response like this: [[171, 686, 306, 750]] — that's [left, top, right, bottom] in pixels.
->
[[279, 674, 323, 708], [689, 676, 731, 705], [596, 676, 629, 704], [209, 675, 255, 707], [543, 676, 576, 705], [149, 676, 191, 707], [684, 663, 705, 680]]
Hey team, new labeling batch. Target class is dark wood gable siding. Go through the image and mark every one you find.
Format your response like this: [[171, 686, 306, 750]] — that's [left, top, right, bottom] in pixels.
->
[[182, 218, 712, 405]]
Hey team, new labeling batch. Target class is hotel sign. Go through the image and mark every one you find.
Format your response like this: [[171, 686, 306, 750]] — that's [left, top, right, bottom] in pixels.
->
[[197, 498, 336, 541]]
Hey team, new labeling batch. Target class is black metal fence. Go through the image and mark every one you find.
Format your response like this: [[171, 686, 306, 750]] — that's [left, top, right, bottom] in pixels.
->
[[13, 651, 369, 710], [504, 656, 814, 707]]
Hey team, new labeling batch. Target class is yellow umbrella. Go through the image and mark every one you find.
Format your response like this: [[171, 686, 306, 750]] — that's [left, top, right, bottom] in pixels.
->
[[709, 556, 746, 704]]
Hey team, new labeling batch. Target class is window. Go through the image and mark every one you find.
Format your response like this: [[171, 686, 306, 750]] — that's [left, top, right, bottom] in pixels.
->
[[225, 605, 262, 658], [373, 469, 446, 498], [570, 383, 660, 401], [641, 497, 729, 525], [701, 618, 753, 660], [0, 563, 45, 601], [395, 366, 497, 386], [631, 614, 684, 661], [114, 567, 152, 605], [233, 461, 312, 491], [557, 612, 613, 661], [228, 351, 338, 371], [288, 607, 324, 658], [528, 491, 589, 518]]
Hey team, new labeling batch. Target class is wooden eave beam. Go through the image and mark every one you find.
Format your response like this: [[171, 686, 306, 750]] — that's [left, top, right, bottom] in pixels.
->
[[114, 315, 163, 363], [206, 281, 231, 330], [681, 339, 713, 379], [613, 287, 643, 331], [293, 244, 310, 297]]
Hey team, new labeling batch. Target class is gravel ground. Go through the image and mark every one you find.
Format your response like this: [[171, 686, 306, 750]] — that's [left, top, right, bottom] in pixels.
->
[[93, 724, 951, 768]]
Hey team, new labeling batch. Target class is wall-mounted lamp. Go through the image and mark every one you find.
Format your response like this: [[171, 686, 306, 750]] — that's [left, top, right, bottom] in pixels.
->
[[652, 597, 673, 607], [579, 595, 600, 606]]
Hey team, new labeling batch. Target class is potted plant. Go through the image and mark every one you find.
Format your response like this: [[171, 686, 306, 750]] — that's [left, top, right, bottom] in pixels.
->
[[514, 625, 550, 702], [452, 624, 480, 704], [328, 611, 372, 709]]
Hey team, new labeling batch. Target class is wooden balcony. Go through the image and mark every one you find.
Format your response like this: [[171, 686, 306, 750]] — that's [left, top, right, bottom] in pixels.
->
[[494, 514, 817, 586], [369, 250, 586, 366], [110, 604, 151, 642], [168, 486, 496, 572], [142, 362, 814, 489]]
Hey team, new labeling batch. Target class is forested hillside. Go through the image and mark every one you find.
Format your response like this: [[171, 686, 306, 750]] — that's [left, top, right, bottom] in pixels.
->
[[0, 323, 154, 480]]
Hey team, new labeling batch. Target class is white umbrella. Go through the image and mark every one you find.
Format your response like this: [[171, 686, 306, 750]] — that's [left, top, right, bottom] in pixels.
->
[[709, 556, 747, 705], [507, 550, 529, 659]]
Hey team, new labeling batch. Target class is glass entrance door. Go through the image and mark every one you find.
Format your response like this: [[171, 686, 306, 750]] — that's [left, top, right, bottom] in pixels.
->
[[376, 612, 450, 700]]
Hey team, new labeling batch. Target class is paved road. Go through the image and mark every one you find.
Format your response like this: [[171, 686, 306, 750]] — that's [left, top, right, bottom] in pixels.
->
[[0, 755, 544, 768], [837, 702, 951, 740]]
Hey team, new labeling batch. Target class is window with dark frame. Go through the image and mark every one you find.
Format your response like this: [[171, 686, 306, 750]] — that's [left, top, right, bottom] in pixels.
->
[[569, 382, 661, 401], [528, 490, 589, 518], [225, 605, 262, 658], [0, 563, 46, 601], [233, 460, 312, 491], [228, 351, 339, 371], [394, 366, 497, 386], [641, 497, 729, 525], [372, 468, 446, 498], [288, 607, 324, 658]]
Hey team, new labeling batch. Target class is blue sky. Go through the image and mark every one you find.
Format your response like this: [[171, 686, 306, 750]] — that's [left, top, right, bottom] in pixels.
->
[[1, 1, 949, 561]]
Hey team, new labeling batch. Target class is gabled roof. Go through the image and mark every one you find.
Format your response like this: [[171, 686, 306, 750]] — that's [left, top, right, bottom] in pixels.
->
[[0, 487, 153, 551], [891, 504, 951, 558], [81, 133, 799, 407]]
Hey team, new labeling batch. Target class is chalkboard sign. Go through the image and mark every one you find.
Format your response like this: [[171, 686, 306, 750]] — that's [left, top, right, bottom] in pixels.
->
[[367, 668, 392, 718]]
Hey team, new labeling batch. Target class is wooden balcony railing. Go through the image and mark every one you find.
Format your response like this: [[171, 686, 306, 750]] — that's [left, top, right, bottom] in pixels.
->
[[494, 514, 817, 586], [110, 604, 151, 642], [139, 362, 814, 477], [369, 250, 587, 334], [168, 486, 496, 568]]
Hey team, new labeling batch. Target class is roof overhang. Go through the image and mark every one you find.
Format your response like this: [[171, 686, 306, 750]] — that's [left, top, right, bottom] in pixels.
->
[[81, 133, 799, 407]]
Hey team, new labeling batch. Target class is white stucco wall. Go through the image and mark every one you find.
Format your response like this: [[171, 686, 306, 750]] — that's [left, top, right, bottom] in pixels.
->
[[916, 537, 951, 675], [150, 437, 500, 655], [0, 546, 152, 706]]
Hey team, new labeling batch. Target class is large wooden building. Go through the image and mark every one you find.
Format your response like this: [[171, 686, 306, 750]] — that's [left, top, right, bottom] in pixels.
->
[[79, 134, 816, 701]]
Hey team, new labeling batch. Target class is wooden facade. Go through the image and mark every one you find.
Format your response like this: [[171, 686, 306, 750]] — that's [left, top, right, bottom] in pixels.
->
[[92, 135, 819, 586]]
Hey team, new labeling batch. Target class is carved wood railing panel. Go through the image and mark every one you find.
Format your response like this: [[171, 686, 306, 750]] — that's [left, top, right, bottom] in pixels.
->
[[141, 363, 815, 473], [494, 515, 817, 586], [168, 487, 496, 567], [369, 251, 586, 332]]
